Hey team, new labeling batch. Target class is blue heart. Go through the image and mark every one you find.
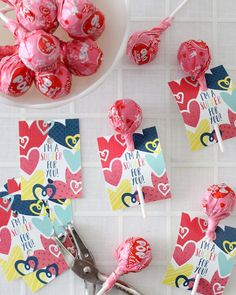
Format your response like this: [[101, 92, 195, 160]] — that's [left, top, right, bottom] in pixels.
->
[[54, 203, 73, 226], [221, 89, 236, 112], [48, 119, 80, 149], [122, 191, 140, 207], [145, 152, 165, 177], [36, 264, 59, 284], [218, 252, 236, 277], [15, 256, 38, 276], [63, 149, 81, 173], [32, 216, 53, 237], [205, 66, 230, 90], [133, 127, 159, 153], [214, 226, 236, 254]]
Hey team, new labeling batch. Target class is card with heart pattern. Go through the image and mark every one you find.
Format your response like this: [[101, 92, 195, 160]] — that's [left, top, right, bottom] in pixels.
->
[[169, 65, 236, 151], [97, 127, 171, 211], [163, 212, 236, 295], [19, 119, 82, 200]]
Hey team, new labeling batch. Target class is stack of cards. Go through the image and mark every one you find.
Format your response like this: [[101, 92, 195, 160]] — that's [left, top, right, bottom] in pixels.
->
[[0, 118, 82, 292]]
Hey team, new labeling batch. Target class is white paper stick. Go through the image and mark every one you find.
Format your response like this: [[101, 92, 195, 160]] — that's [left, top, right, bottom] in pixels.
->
[[96, 285, 107, 295], [137, 184, 146, 219], [169, 0, 190, 19], [0, 11, 9, 23], [191, 273, 201, 295], [0, 5, 13, 14], [214, 124, 224, 153]]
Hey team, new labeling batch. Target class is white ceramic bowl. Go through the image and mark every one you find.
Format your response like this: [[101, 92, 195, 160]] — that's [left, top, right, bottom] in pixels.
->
[[0, 0, 129, 108]]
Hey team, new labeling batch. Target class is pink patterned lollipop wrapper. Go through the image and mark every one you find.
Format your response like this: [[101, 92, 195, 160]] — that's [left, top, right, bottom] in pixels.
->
[[101, 238, 152, 293], [108, 99, 143, 151], [57, 0, 105, 40], [0, 44, 18, 61], [6, 20, 61, 72], [35, 61, 72, 99], [15, 0, 59, 33], [61, 39, 103, 76], [0, 53, 34, 96], [126, 17, 171, 65], [202, 183, 236, 241], [177, 40, 211, 91]]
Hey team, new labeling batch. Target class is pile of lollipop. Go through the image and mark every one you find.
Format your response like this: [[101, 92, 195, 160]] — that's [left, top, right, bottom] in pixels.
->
[[0, 0, 105, 99]]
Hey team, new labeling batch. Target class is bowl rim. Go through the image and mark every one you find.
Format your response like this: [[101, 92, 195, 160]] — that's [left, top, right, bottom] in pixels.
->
[[0, 0, 130, 109]]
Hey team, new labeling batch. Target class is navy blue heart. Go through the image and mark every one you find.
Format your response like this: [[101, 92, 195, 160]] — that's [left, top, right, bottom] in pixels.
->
[[175, 275, 195, 290], [33, 183, 56, 201], [200, 130, 218, 147], [36, 264, 59, 284], [15, 256, 38, 276], [0, 183, 8, 198], [48, 119, 80, 149], [11, 195, 46, 216], [205, 66, 230, 91], [122, 191, 145, 207], [133, 127, 159, 153], [214, 226, 236, 254]]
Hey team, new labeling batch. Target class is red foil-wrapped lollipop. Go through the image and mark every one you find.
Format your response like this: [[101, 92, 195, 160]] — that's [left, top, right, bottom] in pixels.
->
[[0, 53, 34, 96], [177, 40, 211, 91], [0, 44, 18, 61], [57, 0, 105, 40], [35, 61, 72, 99], [97, 237, 152, 295], [61, 39, 103, 76], [15, 0, 59, 33]]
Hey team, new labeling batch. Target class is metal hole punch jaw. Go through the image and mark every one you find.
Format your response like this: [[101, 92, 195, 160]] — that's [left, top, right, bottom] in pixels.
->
[[52, 224, 144, 295]]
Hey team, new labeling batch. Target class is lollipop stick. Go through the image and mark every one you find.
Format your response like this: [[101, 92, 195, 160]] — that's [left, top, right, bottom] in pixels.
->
[[191, 273, 201, 295], [137, 184, 146, 219], [214, 124, 224, 153], [169, 0, 190, 19], [0, 11, 9, 23], [96, 286, 107, 295], [0, 5, 13, 14]]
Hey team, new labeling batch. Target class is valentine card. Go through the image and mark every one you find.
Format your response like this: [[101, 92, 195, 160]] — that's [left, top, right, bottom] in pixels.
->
[[19, 119, 82, 200], [97, 127, 171, 211], [163, 212, 236, 295], [169, 66, 236, 151]]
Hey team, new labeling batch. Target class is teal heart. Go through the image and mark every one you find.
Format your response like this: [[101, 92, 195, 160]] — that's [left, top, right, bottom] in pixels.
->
[[145, 152, 165, 177], [54, 203, 73, 226], [63, 149, 81, 173], [53, 218, 65, 236], [218, 252, 236, 277], [221, 89, 236, 112], [32, 216, 53, 238]]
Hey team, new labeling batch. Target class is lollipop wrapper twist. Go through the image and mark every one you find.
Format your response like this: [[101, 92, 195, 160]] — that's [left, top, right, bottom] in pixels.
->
[[108, 99, 143, 151], [101, 237, 152, 293], [202, 183, 236, 241], [177, 40, 211, 91]]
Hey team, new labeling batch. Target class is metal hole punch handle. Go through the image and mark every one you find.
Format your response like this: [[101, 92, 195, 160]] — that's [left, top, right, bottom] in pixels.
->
[[98, 273, 144, 295]]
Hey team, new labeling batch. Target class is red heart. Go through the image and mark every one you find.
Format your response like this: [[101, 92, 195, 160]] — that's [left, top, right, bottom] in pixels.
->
[[20, 149, 40, 175], [0, 198, 12, 227], [173, 241, 196, 266], [104, 159, 122, 186], [182, 100, 200, 128], [0, 228, 11, 255], [220, 110, 236, 141]]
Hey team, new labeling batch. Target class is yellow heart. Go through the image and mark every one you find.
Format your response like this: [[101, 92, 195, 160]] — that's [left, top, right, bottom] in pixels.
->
[[107, 179, 131, 211], [217, 76, 233, 91], [186, 119, 210, 151], [223, 241, 236, 257], [30, 200, 49, 216], [0, 246, 23, 281], [163, 263, 193, 287], [24, 271, 45, 292], [65, 134, 80, 150], [21, 170, 45, 200], [145, 139, 161, 154]]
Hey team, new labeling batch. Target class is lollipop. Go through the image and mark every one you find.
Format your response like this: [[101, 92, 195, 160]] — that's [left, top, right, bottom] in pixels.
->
[[15, 0, 59, 33], [191, 183, 236, 295], [127, 0, 190, 65], [61, 39, 103, 76], [97, 237, 152, 295], [0, 44, 18, 61], [0, 53, 34, 96], [35, 61, 72, 99], [108, 99, 147, 218], [0, 9, 61, 72], [57, 0, 105, 40]]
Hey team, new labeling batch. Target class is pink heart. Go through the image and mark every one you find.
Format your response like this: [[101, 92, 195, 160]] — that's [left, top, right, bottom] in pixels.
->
[[0, 228, 11, 255], [173, 241, 196, 266], [20, 149, 39, 175], [49, 244, 61, 258], [70, 180, 82, 194], [104, 159, 122, 186], [213, 283, 225, 295], [158, 183, 170, 196], [182, 100, 200, 128]]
